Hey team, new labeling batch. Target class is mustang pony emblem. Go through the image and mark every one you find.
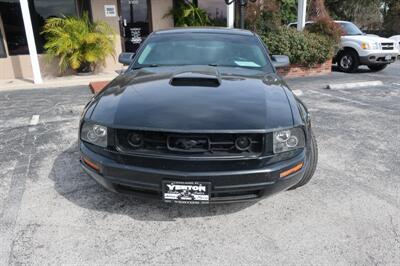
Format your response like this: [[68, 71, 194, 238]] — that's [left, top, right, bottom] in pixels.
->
[[171, 138, 208, 150]]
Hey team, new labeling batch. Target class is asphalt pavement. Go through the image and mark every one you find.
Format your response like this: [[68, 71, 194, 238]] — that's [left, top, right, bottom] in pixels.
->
[[0, 62, 399, 265]]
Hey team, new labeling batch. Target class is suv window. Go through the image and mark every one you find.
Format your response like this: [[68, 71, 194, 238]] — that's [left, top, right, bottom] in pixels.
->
[[337, 22, 363, 36]]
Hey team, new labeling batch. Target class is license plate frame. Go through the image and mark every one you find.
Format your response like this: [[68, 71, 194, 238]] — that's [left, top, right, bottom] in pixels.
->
[[162, 180, 211, 204], [385, 55, 392, 61]]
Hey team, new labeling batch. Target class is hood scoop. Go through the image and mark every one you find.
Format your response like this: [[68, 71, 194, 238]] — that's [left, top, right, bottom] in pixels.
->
[[170, 71, 221, 87]]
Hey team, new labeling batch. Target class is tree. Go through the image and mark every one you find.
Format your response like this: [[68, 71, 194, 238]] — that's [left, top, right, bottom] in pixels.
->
[[324, 0, 382, 30], [325, 0, 398, 34], [280, 0, 298, 24], [245, 0, 297, 33], [324, 0, 380, 21], [308, 0, 330, 20], [383, 0, 400, 34]]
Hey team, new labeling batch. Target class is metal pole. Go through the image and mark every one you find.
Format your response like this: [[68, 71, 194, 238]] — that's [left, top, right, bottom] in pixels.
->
[[240, 0, 245, 29], [20, 0, 42, 84], [297, 0, 307, 31], [227, 0, 235, 28]]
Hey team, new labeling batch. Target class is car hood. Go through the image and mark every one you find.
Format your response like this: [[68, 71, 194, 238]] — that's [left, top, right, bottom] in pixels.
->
[[88, 66, 294, 132], [390, 36, 400, 42], [342, 35, 396, 44]]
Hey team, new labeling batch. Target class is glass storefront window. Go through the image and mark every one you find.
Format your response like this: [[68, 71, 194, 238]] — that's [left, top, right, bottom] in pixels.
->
[[119, 0, 150, 52], [198, 0, 227, 26], [0, 0, 76, 55], [173, 0, 227, 27], [0, 0, 28, 55], [29, 0, 77, 53], [0, 27, 6, 57]]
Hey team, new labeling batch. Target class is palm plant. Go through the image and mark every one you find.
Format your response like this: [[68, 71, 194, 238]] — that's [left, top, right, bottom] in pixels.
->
[[165, 1, 210, 27], [42, 13, 115, 74]]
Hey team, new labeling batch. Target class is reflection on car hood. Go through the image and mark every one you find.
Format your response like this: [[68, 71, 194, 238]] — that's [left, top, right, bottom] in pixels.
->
[[343, 35, 396, 43], [88, 66, 294, 132]]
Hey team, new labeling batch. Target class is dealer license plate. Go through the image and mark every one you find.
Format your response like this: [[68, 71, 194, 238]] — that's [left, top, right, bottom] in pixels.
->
[[162, 180, 211, 204], [385, 55, 392, 61]]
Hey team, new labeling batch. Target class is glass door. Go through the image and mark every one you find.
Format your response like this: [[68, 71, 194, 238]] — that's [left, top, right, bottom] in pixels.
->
[[118, 0, 151, 52]]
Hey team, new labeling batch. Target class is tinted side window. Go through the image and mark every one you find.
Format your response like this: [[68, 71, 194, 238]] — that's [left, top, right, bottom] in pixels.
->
[[0, 0, 76, 55], [0, 24, 6, 58]]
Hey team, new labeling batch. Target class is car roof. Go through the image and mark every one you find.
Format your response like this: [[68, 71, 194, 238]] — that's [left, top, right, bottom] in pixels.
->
[[153, 27, 255, 36]]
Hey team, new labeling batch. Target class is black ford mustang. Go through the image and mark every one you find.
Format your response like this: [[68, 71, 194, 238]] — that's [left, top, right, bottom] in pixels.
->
[[79, 28, 318, 204]]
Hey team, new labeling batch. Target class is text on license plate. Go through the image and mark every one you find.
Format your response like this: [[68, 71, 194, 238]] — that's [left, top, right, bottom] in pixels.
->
[[163, 180, 211, 204]]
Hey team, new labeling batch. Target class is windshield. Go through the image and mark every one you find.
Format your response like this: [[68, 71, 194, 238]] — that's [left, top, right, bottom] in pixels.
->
[[338, 22, 363, 36], [132, 32, 273, 72]]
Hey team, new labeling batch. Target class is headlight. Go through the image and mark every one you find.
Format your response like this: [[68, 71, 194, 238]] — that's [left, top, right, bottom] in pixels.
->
[[81, 122, 108, 147], [361, 42, 379, 50], [273, 128, 305, 153], [361, 42, 369, 49]]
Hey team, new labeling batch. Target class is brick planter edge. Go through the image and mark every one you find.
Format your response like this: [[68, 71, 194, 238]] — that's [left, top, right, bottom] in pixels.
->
[[278, 59, 332, 78]]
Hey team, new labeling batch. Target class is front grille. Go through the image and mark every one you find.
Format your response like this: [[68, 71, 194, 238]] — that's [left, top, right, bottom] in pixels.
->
[[381, 43, 394, 50], [114, 184, 262, 202], [115, 129, 264, 158], [211, 190, 261, 201]]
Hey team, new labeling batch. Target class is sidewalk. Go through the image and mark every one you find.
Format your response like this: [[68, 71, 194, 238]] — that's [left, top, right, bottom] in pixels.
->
[[0, 71, 119, 92]]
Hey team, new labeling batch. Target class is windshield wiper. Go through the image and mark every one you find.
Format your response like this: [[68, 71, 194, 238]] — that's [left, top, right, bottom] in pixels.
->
[[132, 64, 159, 70]]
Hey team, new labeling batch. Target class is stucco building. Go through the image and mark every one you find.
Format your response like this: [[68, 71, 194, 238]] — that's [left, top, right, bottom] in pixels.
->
[[0, 0, 306, 83], [0, 0, 237, 81]]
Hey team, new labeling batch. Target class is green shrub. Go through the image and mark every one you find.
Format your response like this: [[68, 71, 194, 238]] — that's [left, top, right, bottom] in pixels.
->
[[262, 28, 334, 66], [42, 13, 115, 74]]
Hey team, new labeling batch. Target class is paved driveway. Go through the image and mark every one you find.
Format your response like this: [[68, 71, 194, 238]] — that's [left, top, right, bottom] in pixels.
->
[[1, 63, 399, 265]]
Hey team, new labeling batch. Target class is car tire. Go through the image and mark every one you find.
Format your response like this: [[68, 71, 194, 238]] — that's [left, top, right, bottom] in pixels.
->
[[337, 50, 359, 73], [289, 131, 318, 190], [367, 64, 388, 72]]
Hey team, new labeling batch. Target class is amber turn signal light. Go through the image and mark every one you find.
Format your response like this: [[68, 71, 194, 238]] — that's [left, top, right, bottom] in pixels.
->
[[83, 157, 100, 172], [280, 162, 304, 178]]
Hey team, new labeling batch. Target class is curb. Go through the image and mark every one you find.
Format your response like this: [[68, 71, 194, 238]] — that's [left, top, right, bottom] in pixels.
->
[[326, 80, 383, 90], [0, 73, 118, 92]]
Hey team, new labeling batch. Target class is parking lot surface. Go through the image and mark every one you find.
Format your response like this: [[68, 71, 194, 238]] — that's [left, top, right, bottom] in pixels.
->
[[1, 63, 399, 265]]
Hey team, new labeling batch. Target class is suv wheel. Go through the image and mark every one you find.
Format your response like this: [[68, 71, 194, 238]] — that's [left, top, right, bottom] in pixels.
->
[[289, 132, 318, 190], [367, 64, 388, 72], [338, 50, 359, 73]]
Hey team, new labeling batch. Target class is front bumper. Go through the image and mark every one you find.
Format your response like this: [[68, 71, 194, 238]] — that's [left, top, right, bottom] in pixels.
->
[[80, 142, 306, 203], [359, 53, 398, 65]]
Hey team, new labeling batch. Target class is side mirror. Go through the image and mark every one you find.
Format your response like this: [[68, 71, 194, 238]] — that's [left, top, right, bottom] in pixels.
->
[[118, 52, 135, 65], [271, 55, 290, 68]]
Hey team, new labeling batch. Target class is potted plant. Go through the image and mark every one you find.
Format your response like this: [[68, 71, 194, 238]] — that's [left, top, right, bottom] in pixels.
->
[[42, 13, 115, 75]]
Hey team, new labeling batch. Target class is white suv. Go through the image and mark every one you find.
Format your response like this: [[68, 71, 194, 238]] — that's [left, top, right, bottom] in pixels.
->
[[390, 35, 400, 55], [288, 21, 399, 72]]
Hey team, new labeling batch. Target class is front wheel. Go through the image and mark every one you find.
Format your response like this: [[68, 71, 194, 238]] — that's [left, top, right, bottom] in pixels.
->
[[337, 50, 359, 73], [289, 132, 318, 190], [367, 64, 388, 72]]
